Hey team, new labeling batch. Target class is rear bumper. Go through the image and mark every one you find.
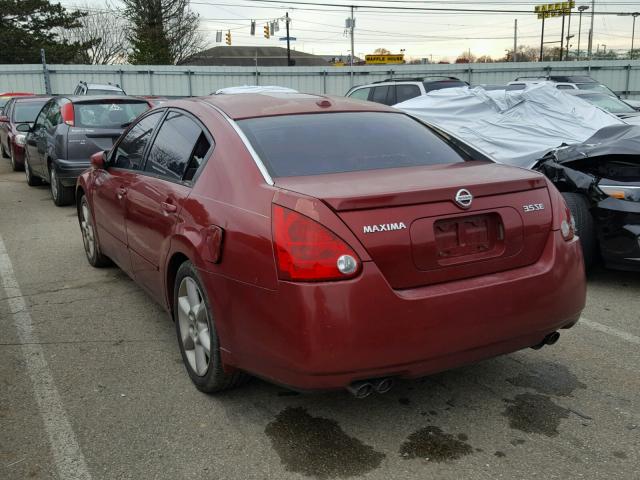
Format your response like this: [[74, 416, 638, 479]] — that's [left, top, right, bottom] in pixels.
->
[[53, 159, 91, 187], [594, 197, 640, 271], [202, 230, 586, 391]]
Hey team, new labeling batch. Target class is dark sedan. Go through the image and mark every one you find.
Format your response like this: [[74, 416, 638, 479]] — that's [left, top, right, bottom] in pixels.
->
[[0, 96, 50, 171], [22, 95, 150, 206]]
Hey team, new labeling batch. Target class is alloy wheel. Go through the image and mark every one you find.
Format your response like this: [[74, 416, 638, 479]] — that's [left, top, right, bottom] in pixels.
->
[[177, 277, 211, 376], [80, 200, 96, 260]]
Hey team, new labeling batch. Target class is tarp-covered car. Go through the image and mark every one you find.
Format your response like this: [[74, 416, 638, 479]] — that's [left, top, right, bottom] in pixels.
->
[[397, 84, 640, 271]]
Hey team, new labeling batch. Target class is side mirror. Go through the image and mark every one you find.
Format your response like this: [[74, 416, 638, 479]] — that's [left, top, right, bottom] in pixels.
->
[[0, 115, 8, 123], [16, 123, 31, 132], [90, 150, 107, 169]]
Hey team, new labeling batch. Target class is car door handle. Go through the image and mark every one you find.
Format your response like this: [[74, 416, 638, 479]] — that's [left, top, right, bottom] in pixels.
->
[[116, 187, 127, 200], [161, 202, 177, 214]]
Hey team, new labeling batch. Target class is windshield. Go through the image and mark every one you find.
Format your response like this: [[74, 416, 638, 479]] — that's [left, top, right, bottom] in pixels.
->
[[238, 112, 465, 177], [577, 83, 617, 96], [86, 89, 125, 96], [577, 94, 636, 114], [13, 100, 48, 123], [74, 101, 149, 128], [0, 98, 9, 108]]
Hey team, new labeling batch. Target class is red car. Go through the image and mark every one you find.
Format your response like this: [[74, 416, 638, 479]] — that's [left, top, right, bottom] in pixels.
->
[[0, 96, 50, 170], [76, 94, 586, 397]]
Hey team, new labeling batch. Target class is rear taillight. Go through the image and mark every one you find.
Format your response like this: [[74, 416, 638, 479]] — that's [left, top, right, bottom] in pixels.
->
[[61, 103, 74, 126], [560, 206, 576, 241], [272, 205, 361, 281]]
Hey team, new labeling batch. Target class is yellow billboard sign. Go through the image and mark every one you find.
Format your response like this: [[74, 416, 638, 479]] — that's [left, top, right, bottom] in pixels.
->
[[534, 1, 574, 19], [365, 54, 404, 65]]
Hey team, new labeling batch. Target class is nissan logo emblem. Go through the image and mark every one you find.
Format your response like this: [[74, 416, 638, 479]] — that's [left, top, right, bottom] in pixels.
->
[[455, 189, 473, 209]]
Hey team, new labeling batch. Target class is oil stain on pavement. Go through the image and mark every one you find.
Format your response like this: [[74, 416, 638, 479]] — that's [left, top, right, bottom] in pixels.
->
[[507, 362, 586, 397], [399, 426, 473, 462], [502, 393, 570, 436], [265, 406, 385, 478]]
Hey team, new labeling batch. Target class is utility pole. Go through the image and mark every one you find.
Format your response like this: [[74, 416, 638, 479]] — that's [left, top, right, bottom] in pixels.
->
[[577, 6, 589, 60], [40, 49, 51, 95], [513, 19, 517, 62], [350, 5, 355, 87], [285, 12, 293, 66], [587, 0, 595, 60], [539, 15, 546, 62]]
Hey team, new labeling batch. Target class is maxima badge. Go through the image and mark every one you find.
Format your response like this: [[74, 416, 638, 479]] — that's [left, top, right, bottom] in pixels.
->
[[455, 189, 473, 209]]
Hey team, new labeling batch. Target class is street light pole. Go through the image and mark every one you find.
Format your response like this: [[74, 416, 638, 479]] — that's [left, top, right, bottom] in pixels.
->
[[632, 13, 639, 60], [587, 0, 595, 60], [577, 6, 589, 60]]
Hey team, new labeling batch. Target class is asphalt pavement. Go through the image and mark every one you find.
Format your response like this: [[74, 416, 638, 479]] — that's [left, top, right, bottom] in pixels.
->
[[0, 160, 638, 480]]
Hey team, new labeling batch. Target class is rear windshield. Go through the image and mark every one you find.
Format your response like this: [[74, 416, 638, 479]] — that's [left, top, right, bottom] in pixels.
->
[[74, 101, 149, 128], [13, 100, 48, 123], [577, 83, 617, 96], [238, 112, 465, 177]]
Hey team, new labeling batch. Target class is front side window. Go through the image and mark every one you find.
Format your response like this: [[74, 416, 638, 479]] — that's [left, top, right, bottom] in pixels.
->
[[372, 85, 391, 104], [33, 103, 51, 132], [238, 112, 465, 178], [112, 110, 163, 170], [144, 112, 210, 182], [348, 88, 371, 101]]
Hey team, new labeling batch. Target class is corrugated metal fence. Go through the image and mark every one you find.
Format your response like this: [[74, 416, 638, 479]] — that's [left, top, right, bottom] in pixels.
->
[[1, 60, 639, 99]]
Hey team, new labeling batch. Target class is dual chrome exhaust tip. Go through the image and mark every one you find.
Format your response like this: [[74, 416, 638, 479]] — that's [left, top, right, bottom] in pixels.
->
[[346, 377, 395, 398]]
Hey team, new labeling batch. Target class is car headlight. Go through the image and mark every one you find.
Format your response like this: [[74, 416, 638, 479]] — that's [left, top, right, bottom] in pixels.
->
[[599, 184, 640, 202], [14, 134, 26, 146]]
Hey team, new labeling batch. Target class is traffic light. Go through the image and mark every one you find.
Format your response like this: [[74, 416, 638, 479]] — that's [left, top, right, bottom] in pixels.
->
[[225, 30, 231, 45], [264, 24, 270, 39]]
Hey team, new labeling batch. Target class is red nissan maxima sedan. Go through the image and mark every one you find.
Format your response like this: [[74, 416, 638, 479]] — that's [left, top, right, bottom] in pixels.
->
[[76, 93, 586, 397]]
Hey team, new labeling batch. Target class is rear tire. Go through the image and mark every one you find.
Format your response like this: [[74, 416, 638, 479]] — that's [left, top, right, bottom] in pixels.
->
[[49, 165, 74, 206], [174, 261, 247, 393], [78, 195, 111, 267], [9, 146, 22, 171], [24, 155, 42, 186], [562, 192, 596, 270]]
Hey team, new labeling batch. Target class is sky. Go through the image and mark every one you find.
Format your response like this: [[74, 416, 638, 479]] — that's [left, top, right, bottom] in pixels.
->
[[62, 0, 639, 62]]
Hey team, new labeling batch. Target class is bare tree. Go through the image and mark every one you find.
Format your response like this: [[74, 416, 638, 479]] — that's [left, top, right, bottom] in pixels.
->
[[59, 3, 129, 64]]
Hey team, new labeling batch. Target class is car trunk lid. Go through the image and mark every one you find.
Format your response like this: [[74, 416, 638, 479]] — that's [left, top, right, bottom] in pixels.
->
[[275, 162, 553, 289]]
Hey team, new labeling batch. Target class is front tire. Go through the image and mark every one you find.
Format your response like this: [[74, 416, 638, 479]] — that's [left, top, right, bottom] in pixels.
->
[[78, 195, 111, 267], [10, 146, 23, 171], [562, 192, 596, 270], [49, 165, 74, 206], [24, 155, 42, 186], [174, 261, 246, 393]]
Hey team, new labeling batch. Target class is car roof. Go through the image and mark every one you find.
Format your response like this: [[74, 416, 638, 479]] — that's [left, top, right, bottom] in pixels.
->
[[58, 95, 149, 103], [12, 95, 52, 103], [83, 83, 123, 91], [182, 93, 396, 120]]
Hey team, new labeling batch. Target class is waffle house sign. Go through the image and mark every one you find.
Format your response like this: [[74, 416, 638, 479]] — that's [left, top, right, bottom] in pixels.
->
[[535, 1, 575, 19], [365, 54, 405, 65]]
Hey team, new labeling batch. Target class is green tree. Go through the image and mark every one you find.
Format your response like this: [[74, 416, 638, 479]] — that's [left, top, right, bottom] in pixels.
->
[[0, 0, 92, 63], [123, 0, 204, 65]]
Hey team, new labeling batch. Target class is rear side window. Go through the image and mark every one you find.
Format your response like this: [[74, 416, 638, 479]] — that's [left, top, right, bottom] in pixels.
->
[[238, 112, 465, 177], [45, 104, 61, 131], [396, 84, 421, 103], [74, 101, 149, 128], [144, 111, 210, 182], [13, 101, 48, 123], [348, 87, 371, 101], [113, 111, 163, 170], [556, 85, 574, 90]]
